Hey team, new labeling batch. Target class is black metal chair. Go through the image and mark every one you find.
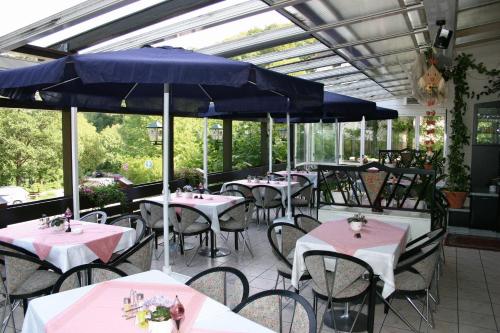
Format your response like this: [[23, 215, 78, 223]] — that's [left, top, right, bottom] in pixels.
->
[[217, 189, 246, 197], [107, 213, 147, 243], [52, 263, 127, 293], [139, 200, 167, 251], [267, 222, 310, 292], [252, 185, 283, 226], [289, 183, 314, 216], [0, 249, 62, 316], [233, 289, 317, 333], [218, 199, 254, 256], [109, 233, 155, 275], [0, 240, 38, 258], [186, 266, 249, 310], [80, 210, 107, 224], [381, 243, 441, 332], [303, 250, 375, 333], [294, 214, 321, 233], [168, 204, 213, 266], [224, 183, 253, 199]]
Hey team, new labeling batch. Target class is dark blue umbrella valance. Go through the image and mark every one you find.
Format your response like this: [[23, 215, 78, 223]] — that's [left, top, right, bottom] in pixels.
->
[[0, 47, 323, 116]]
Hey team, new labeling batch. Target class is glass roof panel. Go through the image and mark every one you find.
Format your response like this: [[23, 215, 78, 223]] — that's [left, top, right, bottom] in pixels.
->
[[31, 0, 165, 47], [0, 0, 87, 36]]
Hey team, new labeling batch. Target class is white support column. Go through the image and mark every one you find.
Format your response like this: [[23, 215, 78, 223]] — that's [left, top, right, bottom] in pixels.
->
[[70, 107, 80, 220], [162, 84, 171, 274], [268, 113, 273, 173], [360, 117, 366, 160], [203, 117, 208, 188], [415, 116, 420, 149], [335, 119, 340, 164], [286, 113, 292, 220], [339, 122, 344, 162], [387, 119, 392, 150]]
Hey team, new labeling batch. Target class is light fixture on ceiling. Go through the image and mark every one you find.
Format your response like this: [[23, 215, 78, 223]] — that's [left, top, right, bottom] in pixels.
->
[[434, 20, 453, 49]]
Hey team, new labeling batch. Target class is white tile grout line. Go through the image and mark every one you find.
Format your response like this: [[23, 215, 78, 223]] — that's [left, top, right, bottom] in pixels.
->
[[479, 250, 500, 332]]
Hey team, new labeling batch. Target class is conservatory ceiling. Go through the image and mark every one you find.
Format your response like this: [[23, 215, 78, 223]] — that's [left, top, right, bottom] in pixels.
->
[[0, 0, 498, 102]]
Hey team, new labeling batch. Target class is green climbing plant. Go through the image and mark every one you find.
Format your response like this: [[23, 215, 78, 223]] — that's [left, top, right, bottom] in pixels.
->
[[444, 53, 500, 192]]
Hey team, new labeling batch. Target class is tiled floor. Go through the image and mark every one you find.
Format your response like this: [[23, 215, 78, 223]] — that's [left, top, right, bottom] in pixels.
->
[[10, 211, 500, 332]]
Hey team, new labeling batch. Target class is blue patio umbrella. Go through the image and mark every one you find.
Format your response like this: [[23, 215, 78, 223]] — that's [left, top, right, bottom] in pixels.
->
[[0, 46, 324, 271]]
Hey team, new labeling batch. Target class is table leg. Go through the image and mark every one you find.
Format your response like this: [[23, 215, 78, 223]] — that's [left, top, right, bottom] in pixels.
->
[[198, 231, 231, 258]]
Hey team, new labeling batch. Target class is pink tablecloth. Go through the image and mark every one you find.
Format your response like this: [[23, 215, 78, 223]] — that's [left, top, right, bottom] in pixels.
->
[[308, 218, 407, 255], [45, 281, 206, 333]]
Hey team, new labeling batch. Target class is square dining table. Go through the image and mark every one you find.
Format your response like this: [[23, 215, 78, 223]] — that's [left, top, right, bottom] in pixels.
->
[[221, 179, 301, 208], [22, 270, 274, 333], [0, 220, 136, 272], [291, 217, 409, 299]]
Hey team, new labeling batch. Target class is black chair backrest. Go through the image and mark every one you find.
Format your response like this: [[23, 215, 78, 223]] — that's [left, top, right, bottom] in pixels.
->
[[294, 214, 321, 233], [224, 183, 253, 198], [233, 289, 317, 333], [267, 222, 306, 269], [110, 233, 155, 267], [400, 228, 445, 261], [167, 204, 211, 234], [107, 214, 147, 243], [218, 189, 246, 197], [52, 263, 127, 293], [186, 266, 249, 310]]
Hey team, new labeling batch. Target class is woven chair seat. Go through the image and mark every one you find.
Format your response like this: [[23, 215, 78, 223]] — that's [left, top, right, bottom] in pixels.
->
[[13, 270, 60, 295]]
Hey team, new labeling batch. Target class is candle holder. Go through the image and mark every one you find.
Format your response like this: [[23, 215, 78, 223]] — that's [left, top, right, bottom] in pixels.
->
[[64, 208, 72, 233]]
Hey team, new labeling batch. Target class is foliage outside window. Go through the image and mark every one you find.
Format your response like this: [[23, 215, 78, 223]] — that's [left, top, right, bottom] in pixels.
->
[[232, 121, 262, 170], [311, 122, 336, 163], [341, 122, 361, 161], [273, 123, 287, 164], [0, 108, 63, 202], [392, 117, 415, 150], [365, 120, 387, 161]]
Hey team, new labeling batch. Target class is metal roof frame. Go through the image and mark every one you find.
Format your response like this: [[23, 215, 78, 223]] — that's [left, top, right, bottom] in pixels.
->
[[200, 2, 425, 57], [49, 0, 220, 52], [88, 0, 309, 53], [0, 0, 138, 53]]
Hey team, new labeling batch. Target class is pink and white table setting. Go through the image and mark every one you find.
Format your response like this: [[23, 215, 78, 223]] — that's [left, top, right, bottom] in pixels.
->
[[22, 270, 274, 333], [291, 217, 409, 298], [0, 220, 135, 272], [221, 179, 300, 208], [275, 170, 319, 188], [147, 194, 245, 234]]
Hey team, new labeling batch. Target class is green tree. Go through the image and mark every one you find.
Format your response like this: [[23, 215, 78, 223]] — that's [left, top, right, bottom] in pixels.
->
[[83, 112, 123, 132], [0, 108, 62, 188]]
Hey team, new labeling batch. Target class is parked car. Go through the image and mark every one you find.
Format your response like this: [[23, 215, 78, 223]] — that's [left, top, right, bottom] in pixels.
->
[[0, 186, 29, 205]]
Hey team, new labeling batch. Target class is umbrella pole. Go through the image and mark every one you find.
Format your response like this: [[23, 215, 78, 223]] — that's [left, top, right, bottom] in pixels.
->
[[335, 118, 340, 164], [70, 106, 80, 219], [286, 112, 292, 220], [268, 113, 273, 173], [163, 84, 171, 274], [203, 117, 208, 188]]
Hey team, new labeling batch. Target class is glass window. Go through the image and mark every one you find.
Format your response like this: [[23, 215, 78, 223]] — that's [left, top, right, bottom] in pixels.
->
[[392, 116, 415, 150], [341, 122, 361, 162], [294, 124, 306, 165], [365, 120, 387, 161], [474, 102, 500, 145], [233, 121, 262, 170], [311, 122, 337, 163], [273, 123, 287, 164], [0, 108, 63, 205]]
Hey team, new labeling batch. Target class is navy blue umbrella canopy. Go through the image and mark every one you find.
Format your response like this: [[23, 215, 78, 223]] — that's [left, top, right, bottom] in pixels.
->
[[0, 47, 323, 116]]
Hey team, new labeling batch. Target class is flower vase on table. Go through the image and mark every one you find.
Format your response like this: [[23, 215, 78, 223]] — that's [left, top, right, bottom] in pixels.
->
[[64, 208, 72, 232], [50, 217, 66, 232], [347, 213, 367, 238]]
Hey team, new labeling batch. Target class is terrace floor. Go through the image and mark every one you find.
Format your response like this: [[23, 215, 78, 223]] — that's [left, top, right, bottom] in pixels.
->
[[8, 209, 500, 333]]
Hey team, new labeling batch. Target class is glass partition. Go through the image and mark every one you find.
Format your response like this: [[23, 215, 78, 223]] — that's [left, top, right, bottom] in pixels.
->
[[365, 120, 387, 161], [233, 121, 262, 169], [392, 116, 415, 150], [341, 122, 361, 162], [294, 124, 306, 165], [311, 122, 337, 163]]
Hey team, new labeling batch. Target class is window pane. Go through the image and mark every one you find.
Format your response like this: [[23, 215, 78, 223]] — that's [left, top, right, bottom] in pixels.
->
[[311, 122, 337, 163], [0, 108, 63, 205], [341, 122, 361, 161], [294, 124, 306, 165], [392, 116, 415, 150], [233, 121, 262, 170], [273, 123, 287, 164], [365, 120, 387, 161]]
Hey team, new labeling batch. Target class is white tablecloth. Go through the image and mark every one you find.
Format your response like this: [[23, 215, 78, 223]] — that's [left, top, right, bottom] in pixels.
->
[[275, 171, 319, 188], [148, 194, 245, 234], [291, 219, 409, 299], [22, 270, 273, 333], [1, 221, 135, 272], [221, 179, 301, 208]]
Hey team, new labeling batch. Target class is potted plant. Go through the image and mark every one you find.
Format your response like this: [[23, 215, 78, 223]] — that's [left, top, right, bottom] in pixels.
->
[[79, 183, 128, 211], [50, 217, 66, 231], [443, 53, 499, 208]]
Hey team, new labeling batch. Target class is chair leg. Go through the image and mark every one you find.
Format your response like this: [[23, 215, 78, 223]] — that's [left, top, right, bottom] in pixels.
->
[[234, 232, 239, 251], [241, 230, 254, 258], [274, 274, 280, 289], [210, 231, 215, 258], [378, 292, 419, 333], [22, 299, 27, 315]]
